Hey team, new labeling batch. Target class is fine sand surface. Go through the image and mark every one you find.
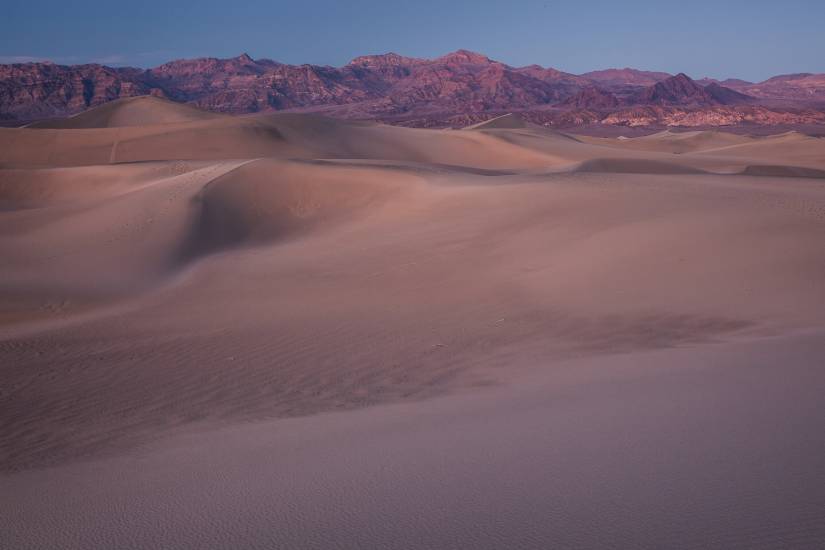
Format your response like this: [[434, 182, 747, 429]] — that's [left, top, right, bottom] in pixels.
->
[[1, 100, 825, 548], [4, 330, 825, 549]]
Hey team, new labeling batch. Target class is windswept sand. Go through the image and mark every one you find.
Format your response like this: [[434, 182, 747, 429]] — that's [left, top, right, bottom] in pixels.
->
[[1, 99, 825, 549]]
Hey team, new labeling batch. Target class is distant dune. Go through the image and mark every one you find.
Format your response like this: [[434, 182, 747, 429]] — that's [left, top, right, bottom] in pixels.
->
[[578, 129, 755, 154], [463, 113, 530, 130], [2, 96, 825, 549], [26, 96, 226, 129]]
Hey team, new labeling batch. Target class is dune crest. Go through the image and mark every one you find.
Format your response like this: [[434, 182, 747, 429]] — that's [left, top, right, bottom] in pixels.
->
[[26, 96, 225, 129]]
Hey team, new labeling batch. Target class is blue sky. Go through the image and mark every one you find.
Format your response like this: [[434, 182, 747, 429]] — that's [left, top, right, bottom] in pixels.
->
[[3, 0, 824, 82]]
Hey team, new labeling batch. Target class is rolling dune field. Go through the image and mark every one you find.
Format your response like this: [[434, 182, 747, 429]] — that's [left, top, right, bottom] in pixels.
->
[[2, 97, 825, 549]]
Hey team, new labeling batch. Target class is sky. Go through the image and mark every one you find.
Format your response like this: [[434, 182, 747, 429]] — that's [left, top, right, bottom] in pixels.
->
[[2, 0, 824, 82]]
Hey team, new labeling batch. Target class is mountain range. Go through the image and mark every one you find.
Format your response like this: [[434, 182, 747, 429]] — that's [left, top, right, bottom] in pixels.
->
[[2, 50, 825, 127]]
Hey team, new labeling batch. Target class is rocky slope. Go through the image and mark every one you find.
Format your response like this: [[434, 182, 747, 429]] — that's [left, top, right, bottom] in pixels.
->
[[0, 63, 156, 120], [739, 73, 825, 100], [560, 86, 620, 110], [636, 73, 720, 106], [1, 51, 823, 127]]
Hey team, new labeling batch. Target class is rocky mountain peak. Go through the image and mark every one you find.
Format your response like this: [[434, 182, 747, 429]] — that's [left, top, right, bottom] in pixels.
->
[[437, 49, 492, 65]]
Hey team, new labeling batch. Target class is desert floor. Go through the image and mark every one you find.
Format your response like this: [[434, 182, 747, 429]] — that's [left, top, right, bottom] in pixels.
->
[[2, 98, 825, 549]]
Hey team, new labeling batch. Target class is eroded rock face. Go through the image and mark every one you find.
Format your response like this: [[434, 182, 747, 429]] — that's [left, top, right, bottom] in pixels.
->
[[635, 73, 718, 106], [1, 51, 823, 127], [561, 87, 621, 110], [1, 50, 579, 120], [0, 63, 153, 119]]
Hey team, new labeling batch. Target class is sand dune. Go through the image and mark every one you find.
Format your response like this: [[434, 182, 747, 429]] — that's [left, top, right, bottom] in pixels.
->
[[573, 157, 708, 174], [0, 115, 562, 168], [2, 98, 825, 548], [0, 162, 199, 209], [463, 112, 530, 130], [690, 131, 825, 166], [579, 129, 755, 154], [741, 164, 825, 178], [26, 96, 226, 129]]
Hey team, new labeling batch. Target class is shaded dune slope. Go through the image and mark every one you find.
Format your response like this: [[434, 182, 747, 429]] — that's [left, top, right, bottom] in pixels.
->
[[179, 159, 418, 261], [573, 157, 708, 175], [741, 164, 825, 178]]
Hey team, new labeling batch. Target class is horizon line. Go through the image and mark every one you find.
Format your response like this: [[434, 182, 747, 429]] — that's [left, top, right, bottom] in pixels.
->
[[3, 49, 819, 83]]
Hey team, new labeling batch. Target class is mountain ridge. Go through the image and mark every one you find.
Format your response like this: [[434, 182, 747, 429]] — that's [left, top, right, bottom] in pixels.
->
[[1, 50, 823, 127]]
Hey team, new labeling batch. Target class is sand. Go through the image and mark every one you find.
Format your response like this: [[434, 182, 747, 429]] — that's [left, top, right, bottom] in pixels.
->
[[1, 98, 825, 549], [4, 330, 825, 549]]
